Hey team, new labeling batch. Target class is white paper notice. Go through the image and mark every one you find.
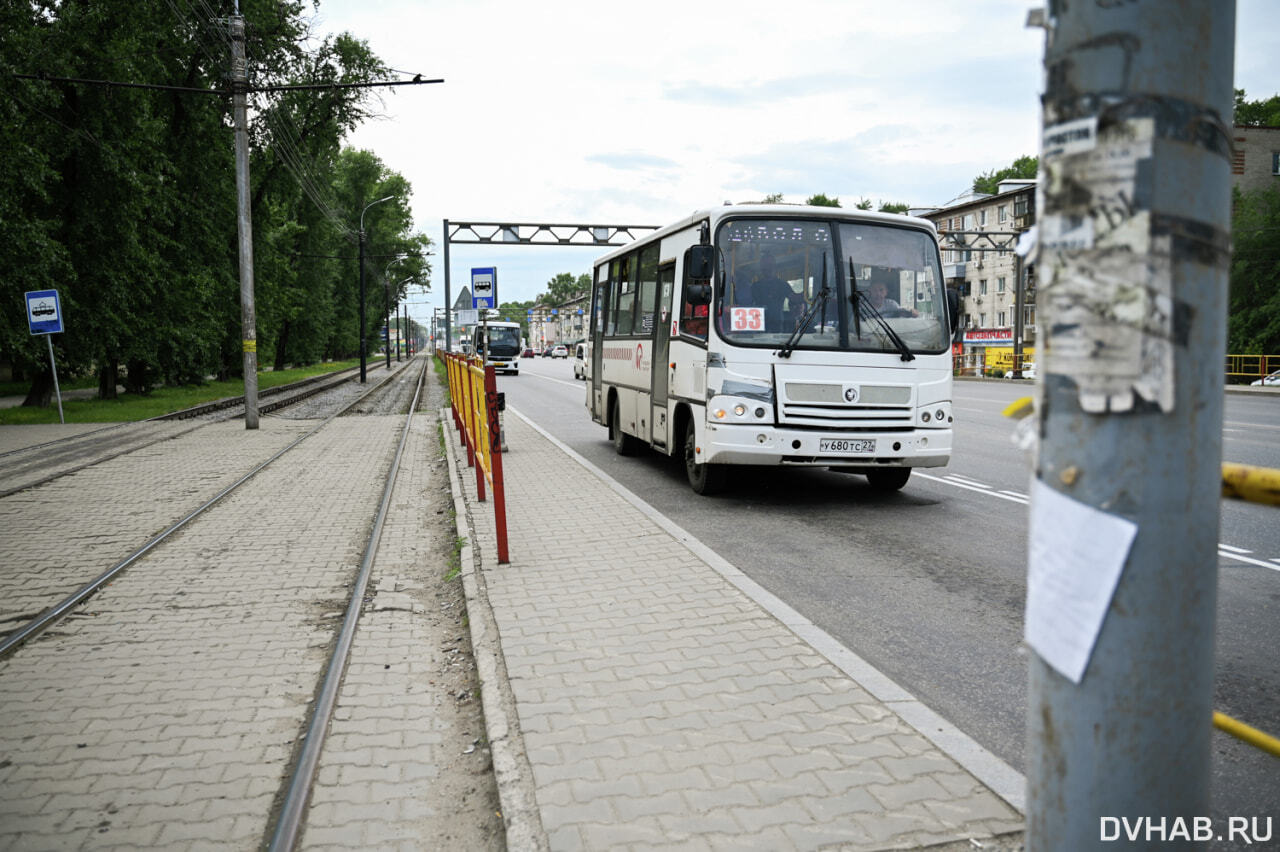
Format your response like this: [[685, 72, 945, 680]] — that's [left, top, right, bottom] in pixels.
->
[[1025, 479, 1138, 683]]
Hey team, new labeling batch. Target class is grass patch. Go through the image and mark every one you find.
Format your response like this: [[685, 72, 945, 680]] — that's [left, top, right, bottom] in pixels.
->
[[445, 535, 467, 581], [0, 359, 361, 425]]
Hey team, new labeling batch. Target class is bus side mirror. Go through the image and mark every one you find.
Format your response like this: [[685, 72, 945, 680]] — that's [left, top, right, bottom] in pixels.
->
[[685, 283, 711, 306], [683, 245, 714, 306], [685, 245, 714, 281]]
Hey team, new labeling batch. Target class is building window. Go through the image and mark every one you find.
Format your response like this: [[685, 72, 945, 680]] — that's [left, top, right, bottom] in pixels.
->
[[998, 311, 1007, 326], [980, 312, 987, 327], [979, 210, 987, 226], [997, 276, 1006, 293], [1273, 152, 1280, 175], [999, 205, 1008, 223], [979, 280, 988, 295], [964, 214, 976, 229]]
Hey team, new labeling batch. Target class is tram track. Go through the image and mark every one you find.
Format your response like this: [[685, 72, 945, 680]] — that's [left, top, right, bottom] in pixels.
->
[[0, 357, 421, 655], [0, 355, 445, 849], [0, 362, 396, 499]]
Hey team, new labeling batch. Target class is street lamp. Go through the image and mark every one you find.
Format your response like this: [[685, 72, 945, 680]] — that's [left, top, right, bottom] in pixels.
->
[[359, 194, 395, 383]]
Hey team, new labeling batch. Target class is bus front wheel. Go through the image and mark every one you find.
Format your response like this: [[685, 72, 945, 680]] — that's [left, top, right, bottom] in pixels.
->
[[865, 468, 911, 491], [684, 419, 725, 495]]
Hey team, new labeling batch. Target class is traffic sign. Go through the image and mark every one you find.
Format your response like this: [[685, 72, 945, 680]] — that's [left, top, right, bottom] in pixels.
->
[[471, 267, 496, 309], [25, 289, 63, 335]]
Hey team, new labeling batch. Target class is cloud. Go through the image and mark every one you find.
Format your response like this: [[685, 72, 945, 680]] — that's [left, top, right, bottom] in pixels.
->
[[663, 73, 863, 107], [585, 153, 681, 172]]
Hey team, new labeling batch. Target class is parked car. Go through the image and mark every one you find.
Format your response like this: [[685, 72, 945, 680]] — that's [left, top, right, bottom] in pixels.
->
[[551, 345, 568, 359], [540, 347, 553, 358], [573, 343, 587, 379], [1005, 362, 1036, 379], [1251, 369, 1280, 387], [521, 348, 535, 358]]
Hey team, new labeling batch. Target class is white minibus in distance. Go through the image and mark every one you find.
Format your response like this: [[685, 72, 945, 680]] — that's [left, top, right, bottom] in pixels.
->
[[472, 320, 523, 375], [586, 204, 955, 494]]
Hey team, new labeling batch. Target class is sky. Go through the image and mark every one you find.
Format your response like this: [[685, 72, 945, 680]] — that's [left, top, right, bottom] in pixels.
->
[[305, 0, 1280, 333]]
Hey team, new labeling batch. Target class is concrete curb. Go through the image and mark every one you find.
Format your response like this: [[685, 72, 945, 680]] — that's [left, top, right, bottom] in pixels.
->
[[439, 411, 549, 852]]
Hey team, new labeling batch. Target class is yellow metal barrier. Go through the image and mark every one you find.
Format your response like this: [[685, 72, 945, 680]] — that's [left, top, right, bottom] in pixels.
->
[[1222, 462, 1280, 507], [1214, 712, 1280, 759], [1225, 353, 1280, 385], [439, 351, 509, 563]]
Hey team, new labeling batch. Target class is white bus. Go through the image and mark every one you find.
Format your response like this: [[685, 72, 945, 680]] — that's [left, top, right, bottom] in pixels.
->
[[472, 320, 523, 375], [586, 204, 955, 494]]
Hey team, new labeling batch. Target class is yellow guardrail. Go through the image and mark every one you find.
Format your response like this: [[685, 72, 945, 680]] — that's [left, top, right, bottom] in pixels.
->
[[440, 351, 509, 564], [1005, 396, 1279, 760], [1225, 353, 1280, 385]]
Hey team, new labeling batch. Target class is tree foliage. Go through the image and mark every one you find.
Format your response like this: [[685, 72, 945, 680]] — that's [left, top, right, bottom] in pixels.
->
[[0, 1, 429, 405], [973, 155, 1038, 195], [1228, 185, 1280, 354], [806, 193, 841, 207], [1233, 89, 1280, 126]]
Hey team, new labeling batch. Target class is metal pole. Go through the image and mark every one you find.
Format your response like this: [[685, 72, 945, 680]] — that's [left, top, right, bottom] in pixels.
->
[[230, 15, 258, 428], [443, 218, 452, 353], [45, 335, 64, 424], [358, 229, 367, 383], [384, 275, 392, 370], [1027, 3, 1234, 847], [1012, 253, 1025, 378]]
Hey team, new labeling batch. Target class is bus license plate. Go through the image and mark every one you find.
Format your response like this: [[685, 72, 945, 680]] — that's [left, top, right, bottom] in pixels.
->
[[820, 438, 875, 454]]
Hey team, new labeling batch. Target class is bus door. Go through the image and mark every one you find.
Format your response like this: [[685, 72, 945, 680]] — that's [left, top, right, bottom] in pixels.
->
[[589, 265, 609, 422], [650, 262, 676, 448]]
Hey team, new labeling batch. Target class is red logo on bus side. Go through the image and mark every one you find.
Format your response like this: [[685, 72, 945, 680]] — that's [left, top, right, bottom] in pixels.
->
[[635, 343, 644, 369]]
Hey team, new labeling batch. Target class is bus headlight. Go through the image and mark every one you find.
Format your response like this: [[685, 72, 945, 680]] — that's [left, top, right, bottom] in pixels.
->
[[733, 404, 747, 417]]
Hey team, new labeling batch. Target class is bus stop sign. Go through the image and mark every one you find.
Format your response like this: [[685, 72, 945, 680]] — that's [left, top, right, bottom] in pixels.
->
[[26, 289, 64, 335], [471, 267, 496, 309]]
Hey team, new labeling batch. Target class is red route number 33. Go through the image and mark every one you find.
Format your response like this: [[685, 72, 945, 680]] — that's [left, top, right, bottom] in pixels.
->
[[730, 307, 764, 332]]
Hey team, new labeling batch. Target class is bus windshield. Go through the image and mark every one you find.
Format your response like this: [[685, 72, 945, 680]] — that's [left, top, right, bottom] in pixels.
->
[[478, 325, 521, 357], [716, 217, 948, 354]]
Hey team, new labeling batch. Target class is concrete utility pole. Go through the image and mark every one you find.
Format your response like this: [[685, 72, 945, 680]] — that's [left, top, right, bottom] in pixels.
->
[[1027, 2, 1234, 847], [230, 10, 258, 429]]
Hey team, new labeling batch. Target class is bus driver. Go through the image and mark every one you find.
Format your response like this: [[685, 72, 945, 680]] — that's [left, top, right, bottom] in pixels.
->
[[745, 253, 798, 332]]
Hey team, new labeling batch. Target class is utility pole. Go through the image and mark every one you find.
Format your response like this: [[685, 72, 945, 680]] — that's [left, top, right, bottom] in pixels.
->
[[1026, 3, 1234, 847], [442, 218, 452, 353], [230, 9, 258, 429]]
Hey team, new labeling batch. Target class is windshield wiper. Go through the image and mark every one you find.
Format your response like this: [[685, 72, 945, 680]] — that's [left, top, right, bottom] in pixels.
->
[[776, 255, 830, 359], [850, 277, 915, 362]]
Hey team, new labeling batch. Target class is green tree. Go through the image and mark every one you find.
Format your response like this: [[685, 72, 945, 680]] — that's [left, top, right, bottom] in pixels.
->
[[973, 155, 1038, 195], [1233, 89, 1280, 126], [1228, 185, 1280, 354], [806, 193, 841, 207], [878, 202, 911, 214], [545, 272, 589, 304], [854, 198, 873, 210]]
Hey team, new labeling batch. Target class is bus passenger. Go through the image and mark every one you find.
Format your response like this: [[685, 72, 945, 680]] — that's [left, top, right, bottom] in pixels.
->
[[746, 253, 797, 332]]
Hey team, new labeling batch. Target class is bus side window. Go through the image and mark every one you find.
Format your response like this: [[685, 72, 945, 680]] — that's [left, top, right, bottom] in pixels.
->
[[680, 292, 708, 340]]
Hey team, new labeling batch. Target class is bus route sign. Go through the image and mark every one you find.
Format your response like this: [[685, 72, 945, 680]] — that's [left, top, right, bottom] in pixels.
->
[[25, 289, 64, 335], [471, 267, 496, 309]]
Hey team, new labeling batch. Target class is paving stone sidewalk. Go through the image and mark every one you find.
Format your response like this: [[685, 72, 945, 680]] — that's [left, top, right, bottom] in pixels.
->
[[447, 409, 1025, 851]]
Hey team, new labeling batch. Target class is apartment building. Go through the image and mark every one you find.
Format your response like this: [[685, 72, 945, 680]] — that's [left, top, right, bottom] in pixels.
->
[[917, 179, 1037, 372], [1232, 124, 1280, 195]]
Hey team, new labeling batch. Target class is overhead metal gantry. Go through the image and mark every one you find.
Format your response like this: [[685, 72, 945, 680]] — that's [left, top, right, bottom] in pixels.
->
[[441, 219, 660, 351], [937, 229, 1035, 374]]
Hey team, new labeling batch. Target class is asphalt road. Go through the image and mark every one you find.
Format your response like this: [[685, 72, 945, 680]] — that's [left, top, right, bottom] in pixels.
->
[[498, 356, 1279, 830]]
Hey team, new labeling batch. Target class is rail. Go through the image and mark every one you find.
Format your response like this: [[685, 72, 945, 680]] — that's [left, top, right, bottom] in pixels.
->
[[440, 351, 509, 564]]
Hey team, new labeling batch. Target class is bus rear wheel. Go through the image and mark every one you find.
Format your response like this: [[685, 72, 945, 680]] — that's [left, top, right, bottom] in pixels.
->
[[611, 398, 637, 456], [684, 419, 725, 495], [865, 468, 911, 491]]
